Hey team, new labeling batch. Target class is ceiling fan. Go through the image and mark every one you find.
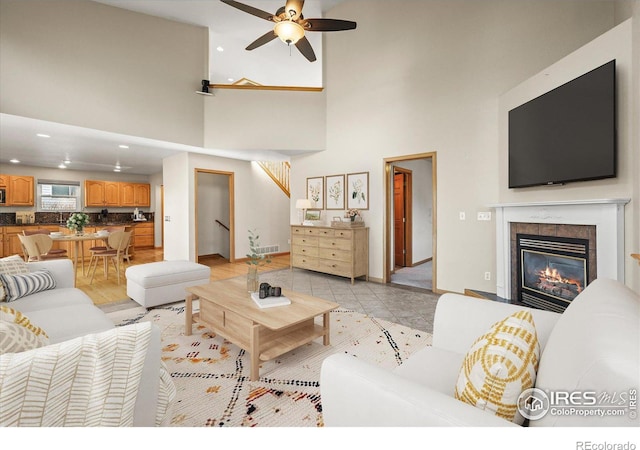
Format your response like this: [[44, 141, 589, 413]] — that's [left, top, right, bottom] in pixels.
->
[[220, 0, 357, 62]]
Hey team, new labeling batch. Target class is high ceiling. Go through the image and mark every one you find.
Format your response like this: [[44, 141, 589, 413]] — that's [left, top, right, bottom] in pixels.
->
[[1, 0, 348, 175]]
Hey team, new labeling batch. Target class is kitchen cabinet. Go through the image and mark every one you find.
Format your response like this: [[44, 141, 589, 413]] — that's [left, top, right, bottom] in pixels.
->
[[133, 222, 154, 248], [85, 180, 120, 207], [0, 175, 35, 207], [119, 183, 150, 207], [133, 183, 150, 206], [87, 180, 150, 208], [1, 225, 65, 258]]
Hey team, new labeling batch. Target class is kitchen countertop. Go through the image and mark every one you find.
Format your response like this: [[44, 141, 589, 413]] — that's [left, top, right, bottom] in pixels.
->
[[2, 221, 153, 227]]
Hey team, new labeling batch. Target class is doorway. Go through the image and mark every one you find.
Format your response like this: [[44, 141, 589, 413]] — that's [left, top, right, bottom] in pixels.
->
[[194, 169, 235, 264], [384, 153, 436, 292]]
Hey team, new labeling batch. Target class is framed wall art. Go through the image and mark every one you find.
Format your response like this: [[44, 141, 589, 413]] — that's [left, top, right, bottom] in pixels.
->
[[306, 176, 324, 209], [347, 172, 369, 210], [325, 174, 345, 210], [305, 210, 321, 221]]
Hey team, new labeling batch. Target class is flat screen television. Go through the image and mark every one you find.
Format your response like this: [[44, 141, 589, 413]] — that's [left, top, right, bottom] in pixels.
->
[[508, 59, 616, 188]]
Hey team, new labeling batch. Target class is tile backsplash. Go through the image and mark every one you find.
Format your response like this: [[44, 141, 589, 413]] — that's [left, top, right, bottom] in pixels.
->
[[0, 211, 154, 226]]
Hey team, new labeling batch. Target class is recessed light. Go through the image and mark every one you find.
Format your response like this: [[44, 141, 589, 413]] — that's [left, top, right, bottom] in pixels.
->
[[118, 144, 129, 149], [9, 159, 20, 164], [227, 78, 234, 82], [115, 164, 121, 170], [113, 168, 121, 172], [58, 164, 66, 169], [217, 46, 224, 52], [37, 133, 50, 138], [63, 159, 71, 164]]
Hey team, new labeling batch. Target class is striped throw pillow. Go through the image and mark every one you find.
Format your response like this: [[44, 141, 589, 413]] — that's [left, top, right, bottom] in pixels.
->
[[0, 305, 49, 353], [454, 310, 540, 424], [0, 269, 57, 303], [0, 255, 29, 302]]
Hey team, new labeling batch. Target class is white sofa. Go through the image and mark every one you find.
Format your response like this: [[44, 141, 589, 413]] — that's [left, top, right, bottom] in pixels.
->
[[321, 277, 640, 427], [1, 259, 167, 426]]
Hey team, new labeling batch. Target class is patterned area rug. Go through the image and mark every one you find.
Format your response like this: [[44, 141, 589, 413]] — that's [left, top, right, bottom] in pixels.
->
[[107, 301, 432, 427]]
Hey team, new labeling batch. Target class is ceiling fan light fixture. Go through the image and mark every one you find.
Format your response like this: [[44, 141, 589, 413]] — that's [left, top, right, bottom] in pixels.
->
[[274, 20, 304, 45]]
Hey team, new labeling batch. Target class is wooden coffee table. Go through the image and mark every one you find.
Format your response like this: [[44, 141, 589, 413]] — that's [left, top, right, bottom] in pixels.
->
[[185, 278, 339, 381]]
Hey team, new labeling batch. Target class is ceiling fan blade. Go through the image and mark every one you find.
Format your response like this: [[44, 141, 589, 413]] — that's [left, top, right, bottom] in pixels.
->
[[220, 0, 275, 21], [295, 36, 316, 62], [304, 18, 357, 32], [246, 31, 278, 50]]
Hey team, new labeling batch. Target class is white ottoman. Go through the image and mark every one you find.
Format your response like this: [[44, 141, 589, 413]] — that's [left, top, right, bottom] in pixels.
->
[[126, 260, 210, 308]]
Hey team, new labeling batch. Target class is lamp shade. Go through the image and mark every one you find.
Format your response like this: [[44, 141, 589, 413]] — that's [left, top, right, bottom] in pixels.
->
[[296, 199, 312, 209], [274, 21, 305, 45]]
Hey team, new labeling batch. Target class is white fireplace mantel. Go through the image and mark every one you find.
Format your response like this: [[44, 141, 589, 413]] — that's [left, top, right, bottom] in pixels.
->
[[490, 198, 630, 299]]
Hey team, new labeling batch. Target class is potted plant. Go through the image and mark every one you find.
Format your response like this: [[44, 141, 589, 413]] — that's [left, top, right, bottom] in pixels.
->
[[246, 229, 271, 292], [66, 212, 90, 235]]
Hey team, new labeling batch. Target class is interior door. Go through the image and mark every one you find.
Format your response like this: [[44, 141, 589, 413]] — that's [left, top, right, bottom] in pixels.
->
[[394, 172, 406, 267]]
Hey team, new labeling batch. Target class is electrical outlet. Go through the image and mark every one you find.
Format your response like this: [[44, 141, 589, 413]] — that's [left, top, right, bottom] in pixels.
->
[[477, 211, 492, 221], [484, 272, 491, 281], [459, 212, 466, 220], [164, 216, 171, 222]]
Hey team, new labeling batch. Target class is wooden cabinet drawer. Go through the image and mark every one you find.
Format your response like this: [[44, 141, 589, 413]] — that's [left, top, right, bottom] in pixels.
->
[[292, 254, 318, 270], [318, 237, 351, 251], [316, 228, 334, 238], [292, 245, 318, 257], [318, 248, 351, 262], [134, 235, 154, 247], [200, 300, 225, 328], [292, 235, 318, 247], [333, 230, 353, 239], [291, 227, 307, 235], [317, 259, 351, 276]]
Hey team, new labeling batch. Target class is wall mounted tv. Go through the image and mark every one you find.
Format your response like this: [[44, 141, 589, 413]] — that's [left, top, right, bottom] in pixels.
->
[[508, 59, 616, 188]]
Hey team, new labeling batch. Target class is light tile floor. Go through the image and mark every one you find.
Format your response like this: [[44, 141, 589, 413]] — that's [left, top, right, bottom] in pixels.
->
[[260, 268, 440, 333], [101, 268, 441, 333]]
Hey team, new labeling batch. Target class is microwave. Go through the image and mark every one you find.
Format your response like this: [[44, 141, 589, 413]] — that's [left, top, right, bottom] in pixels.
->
[[0, 188, 5, 205]]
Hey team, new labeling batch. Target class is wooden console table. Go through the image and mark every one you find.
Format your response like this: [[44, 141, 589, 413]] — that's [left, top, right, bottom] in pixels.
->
[[290, 225, 369, 284]]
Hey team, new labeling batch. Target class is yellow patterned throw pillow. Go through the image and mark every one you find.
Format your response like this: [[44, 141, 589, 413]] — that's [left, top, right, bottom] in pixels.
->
[[0, 305, 49, 353], [454, 310, 539, 424]]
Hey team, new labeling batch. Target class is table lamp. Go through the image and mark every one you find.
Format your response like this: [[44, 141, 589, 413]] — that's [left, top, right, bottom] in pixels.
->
[[295, 198, 312, 225]]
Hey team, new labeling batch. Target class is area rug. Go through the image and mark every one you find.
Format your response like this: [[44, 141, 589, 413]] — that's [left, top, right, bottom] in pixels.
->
[[107, 301, 432, 427]]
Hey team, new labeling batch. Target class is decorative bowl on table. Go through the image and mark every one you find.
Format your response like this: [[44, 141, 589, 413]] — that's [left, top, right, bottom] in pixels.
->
[[50, 232, 64, 237]]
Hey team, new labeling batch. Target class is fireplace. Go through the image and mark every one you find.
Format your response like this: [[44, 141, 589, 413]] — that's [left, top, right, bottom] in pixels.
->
[[516, 234, 589, 313]]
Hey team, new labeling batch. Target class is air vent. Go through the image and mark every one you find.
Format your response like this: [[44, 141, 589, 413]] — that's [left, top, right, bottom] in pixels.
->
[[255, 245, 279, 255]]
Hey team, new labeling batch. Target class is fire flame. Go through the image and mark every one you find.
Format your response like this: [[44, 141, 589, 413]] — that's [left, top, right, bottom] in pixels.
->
[[538, 266, 582, 293]]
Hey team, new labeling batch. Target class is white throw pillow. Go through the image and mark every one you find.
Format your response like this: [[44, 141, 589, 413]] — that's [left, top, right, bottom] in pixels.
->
[[0, 255, 29, 302], [454, 310, 540, 424]]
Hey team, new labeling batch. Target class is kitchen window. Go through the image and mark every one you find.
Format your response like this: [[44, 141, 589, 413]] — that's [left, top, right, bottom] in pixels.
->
[[37, 180, 81, 212]]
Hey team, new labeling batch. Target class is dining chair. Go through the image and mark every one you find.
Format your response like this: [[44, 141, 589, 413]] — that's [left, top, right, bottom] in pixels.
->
[[18, 234, 68, 262], [87, 226, 126, 273], [22, 229, 68, 258], [88, 230, 131, 285]]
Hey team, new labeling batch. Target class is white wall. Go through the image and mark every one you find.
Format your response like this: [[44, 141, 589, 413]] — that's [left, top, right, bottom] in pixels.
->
[[203, 89, 326, 152], [498, 20, 637, 291], [162, 153, 190, 261], [292, 0, 621, 292], [0, 0, 207, 147], [196, 172, 230, 259]]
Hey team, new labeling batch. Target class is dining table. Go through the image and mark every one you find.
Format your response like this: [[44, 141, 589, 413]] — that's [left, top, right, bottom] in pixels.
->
[[50, 232, 109, 284]]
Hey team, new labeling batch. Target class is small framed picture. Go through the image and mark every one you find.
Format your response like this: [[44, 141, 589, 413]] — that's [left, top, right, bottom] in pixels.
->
[[325, 174, 345, 210], [347, 172, 369, 210], [305, 210, 321, 221], [306, 176, 324, 210]]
